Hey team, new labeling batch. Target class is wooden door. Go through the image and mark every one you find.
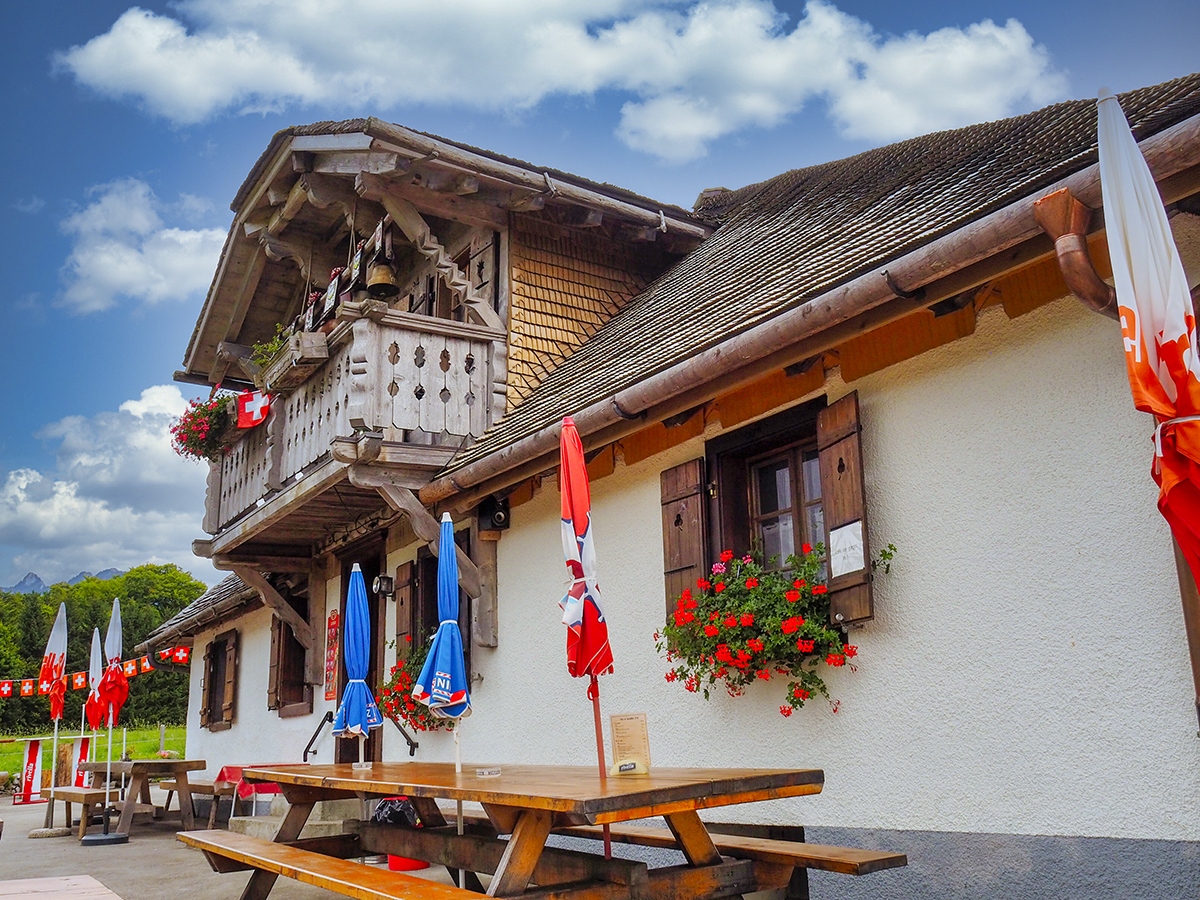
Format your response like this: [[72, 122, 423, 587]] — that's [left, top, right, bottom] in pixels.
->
[[336, 539, 386, 763]]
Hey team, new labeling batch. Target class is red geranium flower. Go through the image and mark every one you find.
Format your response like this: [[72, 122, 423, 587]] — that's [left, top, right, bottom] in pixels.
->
[[745, 577, 759, 589], [794, 579, 806, 588], [801, 543, 813, 554], [723, 615, 737, 627], [740, 613, 754, 627], [714, 583, 726, 593], [665, 671, 677, 682], [720, 549, 734, 562], [747, 638, 764, 652], [704, 624, 720, 637], [785, 589, 800, 602], [796, 639, 815, 653], [844, 644, 858, 658], [813, 585, 828, 595], [826, 654, 845, 667], [781, 616, 803, 635], [779, 705, 793, 717], [697, 579, 712, 591], [793, 686, 809, 700], [756, 669, 770, 681]]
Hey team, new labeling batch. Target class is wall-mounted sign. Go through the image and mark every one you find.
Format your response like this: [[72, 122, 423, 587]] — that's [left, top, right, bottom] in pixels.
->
[[325, 610, 340, 702]]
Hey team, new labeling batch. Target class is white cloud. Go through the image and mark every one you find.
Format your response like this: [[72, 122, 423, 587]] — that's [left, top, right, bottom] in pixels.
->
[[57, 0, 1066, 162], [59, 178, 225, 314], [0, 386, 216, 586], [13, 196, 45, 214]]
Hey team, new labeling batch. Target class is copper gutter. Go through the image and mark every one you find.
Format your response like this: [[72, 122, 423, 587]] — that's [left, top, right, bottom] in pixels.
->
[[1032, 188, 1118, 318], [420, 109, 1200, 508]]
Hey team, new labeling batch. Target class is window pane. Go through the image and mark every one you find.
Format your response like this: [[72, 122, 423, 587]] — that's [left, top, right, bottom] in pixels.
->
[[802, 452, 822, 503], [759, 514, 795, 565], [755, 459, 791, 514], [805, 504, 825, 549]]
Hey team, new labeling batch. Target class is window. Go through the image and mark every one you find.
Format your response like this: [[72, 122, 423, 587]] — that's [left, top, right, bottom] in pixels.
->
[[199, 629, 238, 731], [706, 397, 826, 565], [660, 391, 874, 625], [409, 532, 472, 678], [268, 577, 313, 717]]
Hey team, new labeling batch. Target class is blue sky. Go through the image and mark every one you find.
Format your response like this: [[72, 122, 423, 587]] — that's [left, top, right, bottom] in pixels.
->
[[0, 0, 1196, 587]]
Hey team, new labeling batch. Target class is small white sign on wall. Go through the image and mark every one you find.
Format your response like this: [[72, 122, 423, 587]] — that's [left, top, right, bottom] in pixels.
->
[[829, 520, 865, 578]]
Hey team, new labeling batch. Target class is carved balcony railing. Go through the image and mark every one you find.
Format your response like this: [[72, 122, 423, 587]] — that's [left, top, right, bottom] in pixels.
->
[[205, 302, 506, 534]]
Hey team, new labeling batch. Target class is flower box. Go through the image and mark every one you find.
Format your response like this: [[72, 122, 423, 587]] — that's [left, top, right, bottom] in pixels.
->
[[257, 331, 329, 393]]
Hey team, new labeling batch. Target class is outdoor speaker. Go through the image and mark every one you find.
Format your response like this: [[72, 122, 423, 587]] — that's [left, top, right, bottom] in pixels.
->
[[479, 495, 510, 530]]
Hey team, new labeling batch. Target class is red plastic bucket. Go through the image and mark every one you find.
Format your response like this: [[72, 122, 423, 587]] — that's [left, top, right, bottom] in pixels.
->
[[388, 855, 430, 871]]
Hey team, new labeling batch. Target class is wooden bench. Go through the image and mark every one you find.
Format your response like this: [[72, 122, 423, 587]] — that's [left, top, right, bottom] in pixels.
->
[[160, 779, 236, 829], [179, 829, 479, 900], [556, 821, 907, 876], [44, 787, 108, 840]]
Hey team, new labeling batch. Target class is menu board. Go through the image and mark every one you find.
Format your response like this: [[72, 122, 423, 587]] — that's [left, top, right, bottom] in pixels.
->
[[609, 713, 651, 775]]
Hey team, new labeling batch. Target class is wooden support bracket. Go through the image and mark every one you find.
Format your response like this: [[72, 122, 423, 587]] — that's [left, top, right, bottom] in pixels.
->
[[349, 468, 483, 598], [230, 566, 314, 650]]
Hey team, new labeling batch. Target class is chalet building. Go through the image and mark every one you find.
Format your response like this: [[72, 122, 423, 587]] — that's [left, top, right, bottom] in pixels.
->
[[141, 74, 1200, 897]]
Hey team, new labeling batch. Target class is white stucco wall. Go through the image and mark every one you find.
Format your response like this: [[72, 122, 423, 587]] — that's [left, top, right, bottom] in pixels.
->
[[448, 291, 1200, 843], [184, 602, 340, 778]]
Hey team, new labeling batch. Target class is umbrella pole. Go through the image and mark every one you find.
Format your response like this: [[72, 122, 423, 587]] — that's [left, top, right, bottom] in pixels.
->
[[455, 727, 464, 888], [44, 718, 60, 829], [589, 675, 611, 859]]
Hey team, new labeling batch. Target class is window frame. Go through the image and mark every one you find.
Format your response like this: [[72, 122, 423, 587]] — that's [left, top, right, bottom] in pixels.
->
[[705, 397, 827, 563]]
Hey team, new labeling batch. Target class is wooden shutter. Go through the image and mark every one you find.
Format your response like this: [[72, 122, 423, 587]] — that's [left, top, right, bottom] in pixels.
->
[[660, 459, 708, 614], [817, 392, 873, 624], [267, 619, 281, 710], [395, 562, 414, 659], [220, 630, 239, 727], [198, 640, 214, 728]]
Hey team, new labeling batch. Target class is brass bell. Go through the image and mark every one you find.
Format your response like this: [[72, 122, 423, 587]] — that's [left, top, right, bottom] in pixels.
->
[[366, 262, 399, 298]]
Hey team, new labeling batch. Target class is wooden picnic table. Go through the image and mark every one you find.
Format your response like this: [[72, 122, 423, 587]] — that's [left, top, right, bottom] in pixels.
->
[[79, 759, 206, 835], [181, 761, 829, 900]]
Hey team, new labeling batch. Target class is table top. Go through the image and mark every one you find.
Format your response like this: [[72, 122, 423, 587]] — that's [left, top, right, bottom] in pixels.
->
[[79, 759, 206, 775], [244, 762, 823, 823]]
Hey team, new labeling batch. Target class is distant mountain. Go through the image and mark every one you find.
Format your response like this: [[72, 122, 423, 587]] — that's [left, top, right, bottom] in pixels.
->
[[2, 568, 125, 593], [2, 573, 48, 594]]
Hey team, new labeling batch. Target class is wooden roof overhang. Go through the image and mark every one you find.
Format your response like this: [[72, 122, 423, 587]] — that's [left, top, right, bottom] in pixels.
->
[[178, 123, 712, 387], [421, 93, 1200, 511]]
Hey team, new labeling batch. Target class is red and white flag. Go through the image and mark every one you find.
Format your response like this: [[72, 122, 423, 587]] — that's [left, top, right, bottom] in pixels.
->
[[20, 680, 34, 697], [71, 672, 87, 690], [38, 603, 68, 720], [237, 390, 271, 428], [0, 681, 12, 698]]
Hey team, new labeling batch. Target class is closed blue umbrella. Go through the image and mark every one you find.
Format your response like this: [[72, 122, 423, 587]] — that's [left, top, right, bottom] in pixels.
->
[[412, 512, 471, 888], [333, 563, 383, 750], [412, 513, 471, 719]]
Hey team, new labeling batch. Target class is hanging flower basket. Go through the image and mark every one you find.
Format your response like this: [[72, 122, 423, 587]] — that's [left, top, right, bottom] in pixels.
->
[[655, 544, 891, 716], [379, 635, 455, 733], [170, 394, 238, 463]]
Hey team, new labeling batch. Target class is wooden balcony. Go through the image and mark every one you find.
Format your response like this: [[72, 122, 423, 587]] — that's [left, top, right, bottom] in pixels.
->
[[202, 301, 506, 541]]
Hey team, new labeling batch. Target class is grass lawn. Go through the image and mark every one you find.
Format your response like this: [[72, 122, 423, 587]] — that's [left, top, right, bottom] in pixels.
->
[[0, 724, 186, 781]]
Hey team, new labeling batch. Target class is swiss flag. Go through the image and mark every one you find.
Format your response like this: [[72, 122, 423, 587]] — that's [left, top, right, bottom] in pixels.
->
[[38, 679, 51, 695], [122, 659, 138, 678], [72, 672, 87, 690], [0, 681, 11, 698], [237, 391, 271, 428], [139, 656, 152, 673], [173, 647, 190, 664], [20, 680, 35, 697]]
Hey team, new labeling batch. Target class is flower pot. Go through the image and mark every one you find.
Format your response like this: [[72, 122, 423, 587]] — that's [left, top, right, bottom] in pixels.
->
[[256, 331, 329, 393]]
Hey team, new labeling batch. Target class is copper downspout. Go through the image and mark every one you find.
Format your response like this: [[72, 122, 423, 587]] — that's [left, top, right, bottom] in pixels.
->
[[1031, 188, 1118, 319]]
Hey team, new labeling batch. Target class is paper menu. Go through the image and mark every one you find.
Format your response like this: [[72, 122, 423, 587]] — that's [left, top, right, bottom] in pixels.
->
[[610, 713, 651, 775]]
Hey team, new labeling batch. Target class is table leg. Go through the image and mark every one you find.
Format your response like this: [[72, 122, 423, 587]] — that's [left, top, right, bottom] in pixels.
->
[[238, 799, 315, 900], [409, 796, 448, 828], [174, 770, 197, 831], [116, 774, 146, 834], [665, 811, 722, 866], [487, 808, 552, 897]]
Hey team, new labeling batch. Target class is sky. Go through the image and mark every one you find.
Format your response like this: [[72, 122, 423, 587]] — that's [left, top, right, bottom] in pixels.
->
[[0, 0, 1196, 588]]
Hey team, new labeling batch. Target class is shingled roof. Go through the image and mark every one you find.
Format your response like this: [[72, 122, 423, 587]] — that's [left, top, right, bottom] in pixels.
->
[[134, 574, 259, 654], [445, 72, 1200, 474]]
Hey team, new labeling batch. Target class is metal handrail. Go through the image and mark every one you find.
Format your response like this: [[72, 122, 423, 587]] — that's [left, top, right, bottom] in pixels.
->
[[303, 710, 334, 762], [388, 717, 419, 757]]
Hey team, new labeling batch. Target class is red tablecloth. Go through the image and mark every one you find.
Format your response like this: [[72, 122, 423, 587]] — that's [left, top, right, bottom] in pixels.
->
[[216, 764, 299, 800]]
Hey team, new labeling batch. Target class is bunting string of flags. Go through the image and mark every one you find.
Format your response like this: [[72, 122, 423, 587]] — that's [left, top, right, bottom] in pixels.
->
[[0, 647, 190, 701]]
